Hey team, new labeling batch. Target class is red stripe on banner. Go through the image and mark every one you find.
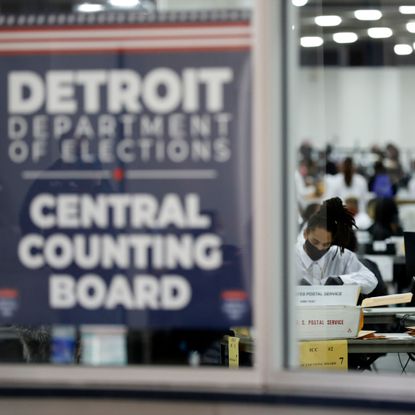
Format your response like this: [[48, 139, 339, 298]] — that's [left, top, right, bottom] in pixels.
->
[[0, 45, 251, 56], [221, 290, 248, 301], [0, 289, 18, 299], [0, 33, 251, 43], [0, 21, 250, 33]]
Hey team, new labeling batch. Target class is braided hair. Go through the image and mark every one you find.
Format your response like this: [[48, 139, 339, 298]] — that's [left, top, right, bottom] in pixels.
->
[[306, 197, 356, 253]]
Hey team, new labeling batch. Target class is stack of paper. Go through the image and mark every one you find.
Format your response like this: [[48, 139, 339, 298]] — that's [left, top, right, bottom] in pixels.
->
[[356, 330, 387, 340], [406, 326, 415, 336]]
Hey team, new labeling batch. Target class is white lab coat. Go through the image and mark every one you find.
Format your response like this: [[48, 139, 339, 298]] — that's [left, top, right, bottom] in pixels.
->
[[323, 173, 369, 212], [296, 241, 378, 295]]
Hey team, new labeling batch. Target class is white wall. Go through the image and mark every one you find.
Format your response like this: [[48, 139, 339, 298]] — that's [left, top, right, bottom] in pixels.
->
[[297, 67, 415, 153]]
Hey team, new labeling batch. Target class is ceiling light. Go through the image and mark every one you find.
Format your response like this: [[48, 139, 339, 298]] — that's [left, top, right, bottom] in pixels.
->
[[394, 44, 413, 55], [406, 21, 415, 33], [367, 27, 393, 39], [399, 6, 415, 14], [333, 32, 358, 44], [108, 0, 139, 7], [354, 9, 382, 21], [300, 36, 323, 47], [314, 15, 342, 27], [76, 3, 105, 12], [292, 0, 308, 7]]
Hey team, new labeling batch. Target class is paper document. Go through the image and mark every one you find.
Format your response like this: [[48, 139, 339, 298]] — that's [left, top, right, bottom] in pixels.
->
[[361, 293, 413, 308], [299, 340, 348, 370]]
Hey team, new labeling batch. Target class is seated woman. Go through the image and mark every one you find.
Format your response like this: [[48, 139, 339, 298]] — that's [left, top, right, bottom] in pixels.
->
[[296, 197, 378, 295]]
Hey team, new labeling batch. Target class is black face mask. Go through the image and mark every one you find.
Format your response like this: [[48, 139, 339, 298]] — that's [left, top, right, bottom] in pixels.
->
[[304, 239, 329, 261]]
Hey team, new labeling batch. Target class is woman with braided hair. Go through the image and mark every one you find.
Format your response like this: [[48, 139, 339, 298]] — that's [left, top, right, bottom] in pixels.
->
[[296, 197, 377, 295]]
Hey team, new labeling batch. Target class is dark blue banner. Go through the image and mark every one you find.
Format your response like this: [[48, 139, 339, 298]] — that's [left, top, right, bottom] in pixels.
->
[[0, 18, 252, 328]]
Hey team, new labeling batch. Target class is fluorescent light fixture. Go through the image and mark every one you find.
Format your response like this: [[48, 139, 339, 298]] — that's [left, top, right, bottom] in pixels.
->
[[292, 0, 308, 7], [314, 15, 342, 27], [108, 0, 139, 7], [76, 3, 105, 12], [367, 27, 393, 39], [394, 44, 413, 55], [406, 21, 415, 33], [300, 36, 323, 47], [333, 32, 358, 44], [354, 9, 382, 21], [399, 6, 415, 14]]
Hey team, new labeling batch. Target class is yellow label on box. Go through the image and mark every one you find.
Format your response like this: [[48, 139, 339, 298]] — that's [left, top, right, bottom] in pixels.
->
[[231, 327, 250, 337], [228, 336, 240, 368], [299, 340, 348, 370]]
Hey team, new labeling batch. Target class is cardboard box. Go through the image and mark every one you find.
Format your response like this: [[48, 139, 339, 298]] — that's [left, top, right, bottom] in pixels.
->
[[295, 288, 412, 340], [296, 305, 362, 340]]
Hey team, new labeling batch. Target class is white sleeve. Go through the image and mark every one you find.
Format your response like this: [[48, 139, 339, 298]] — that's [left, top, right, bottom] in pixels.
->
[[338, 252, 378, 295]]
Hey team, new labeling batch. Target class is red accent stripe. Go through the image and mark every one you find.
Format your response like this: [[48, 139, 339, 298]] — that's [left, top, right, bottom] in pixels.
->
[[0, 45, 250, 56], [0, 289, 18, 299], [221, 290, 248, 300], [0, 21, 250, 33], [0, 33, 250, 44]]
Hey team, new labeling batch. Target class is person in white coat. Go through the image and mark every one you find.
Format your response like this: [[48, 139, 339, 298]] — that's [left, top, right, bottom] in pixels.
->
[[296, 197, 377, 295], [324, 157, 368, 213]]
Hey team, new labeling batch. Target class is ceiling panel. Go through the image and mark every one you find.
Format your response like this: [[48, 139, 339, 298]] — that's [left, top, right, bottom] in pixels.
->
[[297, 0, 415, 65]]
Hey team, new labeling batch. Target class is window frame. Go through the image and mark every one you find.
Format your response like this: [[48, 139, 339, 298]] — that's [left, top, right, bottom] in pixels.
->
[[0, 0, 283, 390], [1, 2, 415, 404]]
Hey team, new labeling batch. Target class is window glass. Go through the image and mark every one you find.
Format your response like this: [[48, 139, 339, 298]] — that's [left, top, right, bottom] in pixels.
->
[[293, 0, 415, 374], [0, 0, 255, 369]]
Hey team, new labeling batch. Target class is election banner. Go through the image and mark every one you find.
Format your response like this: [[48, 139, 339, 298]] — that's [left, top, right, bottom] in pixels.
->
[[0, 11, 252, 328]]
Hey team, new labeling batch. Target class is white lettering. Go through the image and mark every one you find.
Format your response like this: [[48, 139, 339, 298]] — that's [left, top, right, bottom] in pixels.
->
[[8, 71, 44, 114], [7, 68, 233, 114], [49, 274, 192, 310], [49, 275, 76, 308]]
